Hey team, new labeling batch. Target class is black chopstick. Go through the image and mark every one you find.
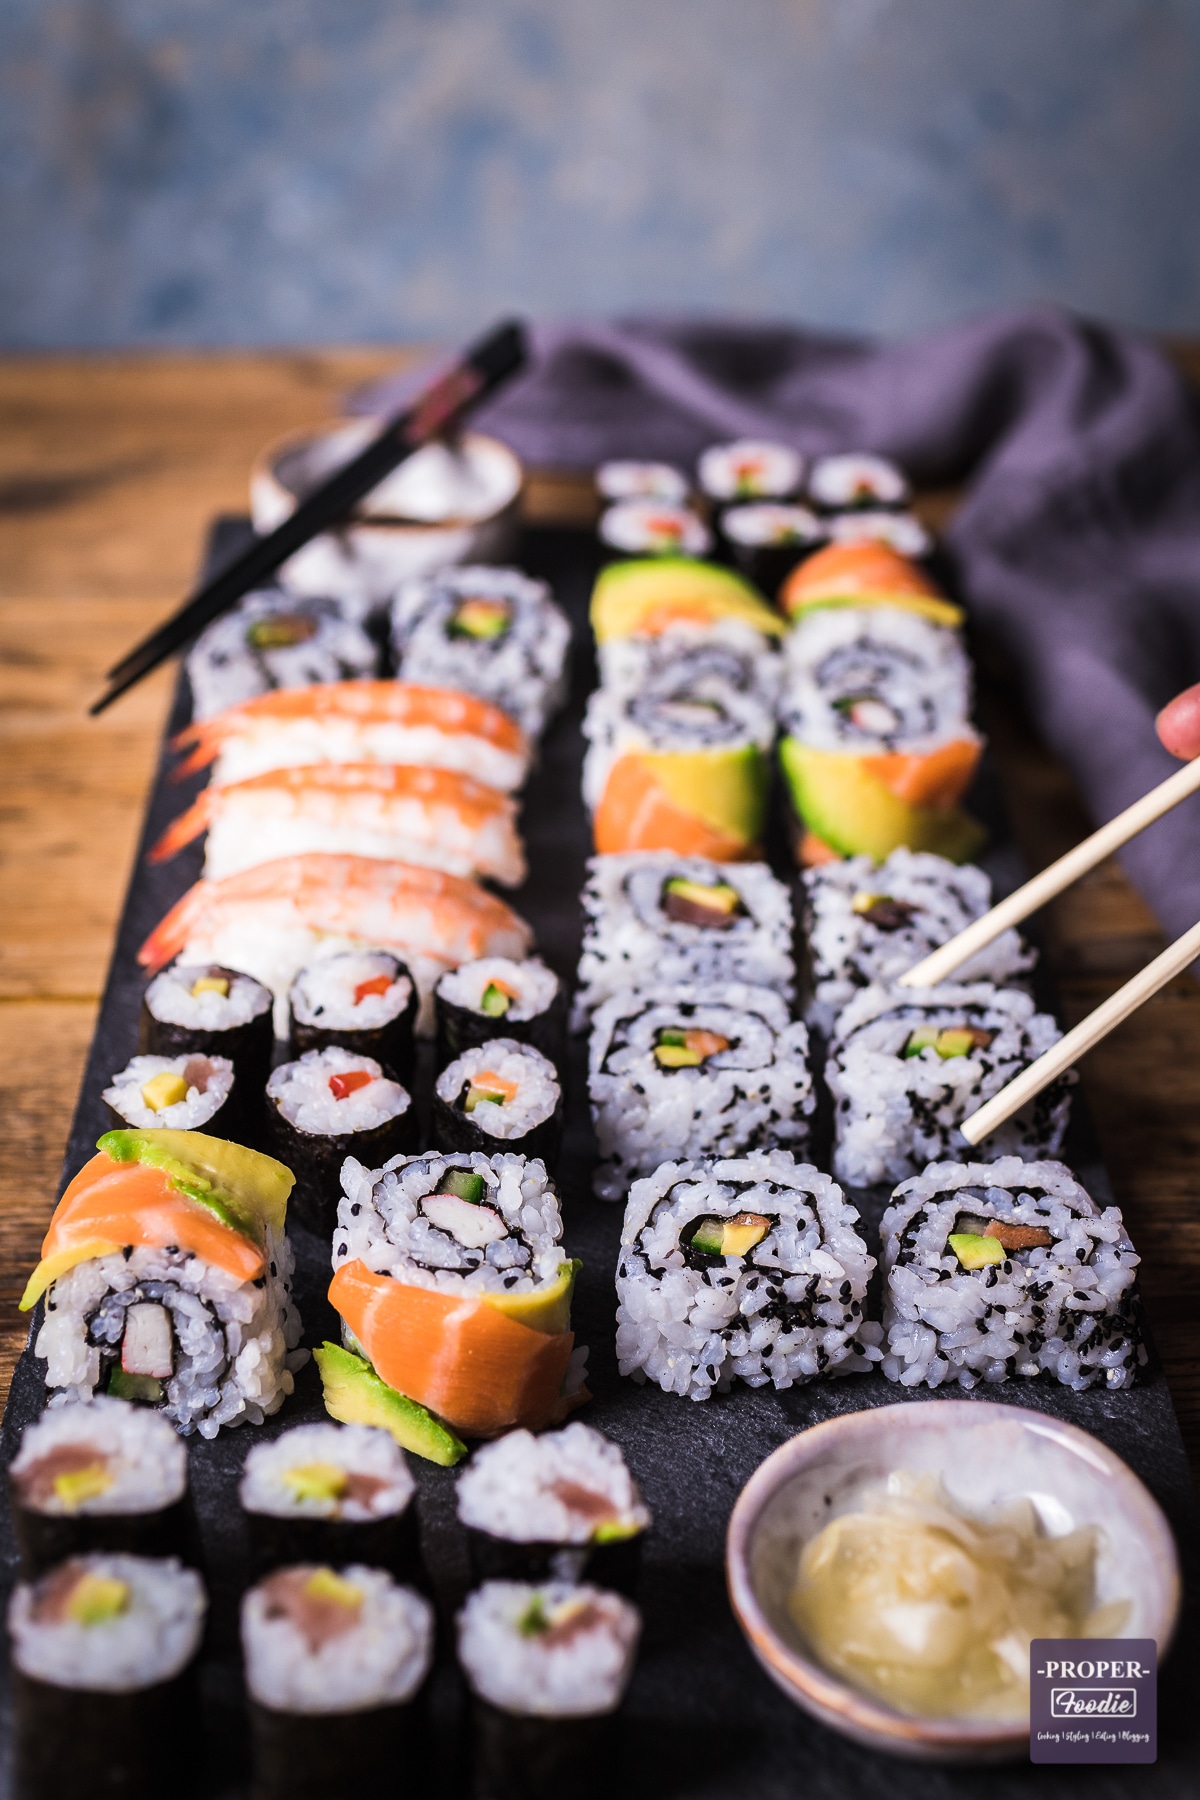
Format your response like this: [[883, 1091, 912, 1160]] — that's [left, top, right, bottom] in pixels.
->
[[90, 318, 527, 715]]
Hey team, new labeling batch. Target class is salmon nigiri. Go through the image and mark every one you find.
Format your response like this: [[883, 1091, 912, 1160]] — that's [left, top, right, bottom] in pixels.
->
[[171, 680, 530, 792], [138, 853, 533, 1035], [150, 763, 526, 887]]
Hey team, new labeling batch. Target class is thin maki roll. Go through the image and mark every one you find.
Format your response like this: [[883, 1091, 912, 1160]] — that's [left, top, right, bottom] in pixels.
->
[[880, 1158, 1145, 1391], [588, 983, 814, 1201], [828, 509, 932, 558], [8, 1398, 190, 1579], [435, 957, 566, 1067], [265, 1048, 415, 1235], [239, 1422, 420, 1584], [289, 950, 417, 1085], [807, 451, 910, 512], [717, 501, 825, 597], [697, 439, 803, 504], [615, 1150, 879, 1399], [242, 1564, 433, 1800], [9, 1554, 206, 1800], [103, 1053, 238, 1139], [139, 962, 274, 1092], [802, 849, 1035, 1034], [389, 565, 571, 740], [827, 983, 1073, 1188], [433, 1040, 563, 1168], [24, 1129, 302, 1438], [594, 460, 689, 504], [328, 1152, 583, 1441], [458, 1581, 640, 1800], [457, 1423, 650, 1595], [186, 589, 378, 721], [573, 853, 795, 1026], [597, 499, 711, 559]]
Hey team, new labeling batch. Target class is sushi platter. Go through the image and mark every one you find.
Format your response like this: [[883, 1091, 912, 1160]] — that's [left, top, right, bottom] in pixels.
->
[[1, 425, 1199, 1800]]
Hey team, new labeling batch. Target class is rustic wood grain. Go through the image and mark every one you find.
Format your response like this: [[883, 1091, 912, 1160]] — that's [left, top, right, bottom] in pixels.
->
[[1, 348, 1197, 1493]]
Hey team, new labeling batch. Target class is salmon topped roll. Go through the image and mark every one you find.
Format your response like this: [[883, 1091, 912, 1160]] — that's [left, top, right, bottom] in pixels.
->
[[170, 680, 531, 793], [21, 1130, 303, 1438]]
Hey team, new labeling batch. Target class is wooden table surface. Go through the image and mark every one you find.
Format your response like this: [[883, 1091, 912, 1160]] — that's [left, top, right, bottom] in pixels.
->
[[2, 348, 1197, 1487]]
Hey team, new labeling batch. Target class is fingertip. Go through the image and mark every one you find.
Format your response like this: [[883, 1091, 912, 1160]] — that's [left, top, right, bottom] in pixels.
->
[[1156, 683, 1200, 761]]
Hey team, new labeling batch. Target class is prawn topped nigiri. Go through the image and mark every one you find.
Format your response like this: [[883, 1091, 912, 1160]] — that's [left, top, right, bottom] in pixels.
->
[[171, 680, 531, 793], [151, 763, 527, 888], [139, 853, 533, 1036]]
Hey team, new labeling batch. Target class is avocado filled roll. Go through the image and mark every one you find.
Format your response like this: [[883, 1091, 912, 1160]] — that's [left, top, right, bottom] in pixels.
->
[[289, 950, 417, 1085], [615, 1150, 879, 1399], [827, 982, 1072, 1189], [242, 1564, 433, 1800], [880, 1158, 1145, 1391], [433, 1040, 563, 1168], [435, 957, 565, 1068], [186, 589, 379, 721], [103, 1053, 238, 1139], [139, 962, 274, 1092], [9, 1399, 190, 1579], [239, 1422, 420, 1583], [9, 1554, 206, 1800], [265, 1048, 415, 1235], [588, 983, 814, 1201], [457, 1423, 650, 1595], [458, 1581, 641, 1800]]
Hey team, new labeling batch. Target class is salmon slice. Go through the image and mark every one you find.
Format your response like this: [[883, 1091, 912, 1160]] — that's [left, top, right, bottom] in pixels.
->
[[329, 1259, 575, 1438], [594, 755, 758, 861], [781, 541, 962, 627], [863, 737, 982, 808]]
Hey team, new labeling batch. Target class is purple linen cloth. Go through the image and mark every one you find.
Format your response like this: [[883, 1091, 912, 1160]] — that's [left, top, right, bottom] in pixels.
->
[[363, 310, 1200, 945]]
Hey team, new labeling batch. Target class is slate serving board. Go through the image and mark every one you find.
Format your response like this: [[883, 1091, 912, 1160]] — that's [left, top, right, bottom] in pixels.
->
[[1, 520, 1196, 1798]]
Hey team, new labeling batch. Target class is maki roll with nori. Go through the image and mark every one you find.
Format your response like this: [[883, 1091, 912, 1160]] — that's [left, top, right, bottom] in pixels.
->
[[595, 460, 688, 503], [718, 501, 825, 597], [328, 1152, 583, 1441], [265, 1048, 415, 1235], [25, 1129, 302, 1437], [615, 1150, 879, 1399], [457, 1423, 650, 1595], [103, 1053, 238, 1139], [186, 589, 378, 721], [458, 1581, 640, 1800], [242, 1564, 433, 1800], [598, 499, 711, 559], [9, 1554, 206, 1800], [828, 508, 932, 558], [389, 565, 571, 740], [240, 1422, 420, 1583], [8, 1399, 190, 1579], [433, 1040, 563, 1168], [880, 1158, 1145, 1391], [435, 956, 565, 1067], [588, 983, 814, 1201], [802, 848, 1035, 1034], [289, 950, 417, 1085], [807, 451, 910, 512], [139, 962, 273, 1092], [827, 983, 1072, 1188], [573, 853, 795, 1026], [697, 439, 803, 505]]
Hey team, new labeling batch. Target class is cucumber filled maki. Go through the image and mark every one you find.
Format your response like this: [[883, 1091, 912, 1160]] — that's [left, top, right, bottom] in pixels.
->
[[457, 1423, 651, 1595], [139, 961, 274, 1092], [435, 956, 565, 1068], [880, 1158, 1145, 1391], [615, 1150, 879, 1399], [242, 1564, 433, 1800], [433, 1039, 563, 1169], [265, 1048, 415, 1235], [588, 983, 814, 1201], [103, 1053, 238, 1139], [9, 1398, 191, 1579], [239, 1421, 421, 1584], [289, 950, 417, 1086], [827, 982, 1072, 1189]]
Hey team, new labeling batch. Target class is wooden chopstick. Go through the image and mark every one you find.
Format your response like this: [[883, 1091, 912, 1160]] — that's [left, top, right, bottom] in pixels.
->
[[959, 915, 1200, 1144], [90, 318, 527, 715], [898, 754, 1200, 988]]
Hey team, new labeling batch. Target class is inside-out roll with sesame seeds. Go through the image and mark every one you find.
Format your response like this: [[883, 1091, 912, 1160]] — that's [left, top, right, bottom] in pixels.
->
[[826, 982, 1072, 1189], [614, 1150, 880, 1400], [879, 1158, 1145, 1392]]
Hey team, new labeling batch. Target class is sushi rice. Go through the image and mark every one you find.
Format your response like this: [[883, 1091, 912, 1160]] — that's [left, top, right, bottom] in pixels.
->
[[458, 1580, 640, 1717], [780, 605, 973, 753], [268, 1047, 411, 1136], [240, 1421, 414, 1523], [457, 1423, 650, 1549], [8, 1553, 206, 1692], [103, 1053, 234, 1131], [241, 1564, 432, 1713]]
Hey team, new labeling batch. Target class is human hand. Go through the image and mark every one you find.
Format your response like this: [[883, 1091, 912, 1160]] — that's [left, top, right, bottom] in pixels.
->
[[1156, 684, 1200, 761]]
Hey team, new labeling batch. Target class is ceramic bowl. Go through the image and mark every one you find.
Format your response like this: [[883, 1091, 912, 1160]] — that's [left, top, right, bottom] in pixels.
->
[[726, 1399, 1180, 1762], [251, 421, 524, 613]]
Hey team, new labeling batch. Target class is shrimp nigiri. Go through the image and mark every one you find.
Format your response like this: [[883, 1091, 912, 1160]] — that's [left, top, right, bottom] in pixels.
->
[[138, 854, 533, 1036], [150, 763, 527, 887], [171, 680, 530, 792]]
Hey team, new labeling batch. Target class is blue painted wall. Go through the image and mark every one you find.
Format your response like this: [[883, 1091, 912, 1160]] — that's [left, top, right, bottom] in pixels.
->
[[3, 0, 1199, 346]]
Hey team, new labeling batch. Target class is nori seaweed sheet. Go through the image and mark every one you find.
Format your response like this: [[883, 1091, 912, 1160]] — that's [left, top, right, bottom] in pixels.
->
[[0, 520, 1197, 1800], [262, 1095, 417, 1236], [290, 956, 418, 1088], [9, 1488, 199, 1583], [463, 1522, 642, 1599], [430, 1084, 563, 1172], [435, 982, 567, 1070]]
